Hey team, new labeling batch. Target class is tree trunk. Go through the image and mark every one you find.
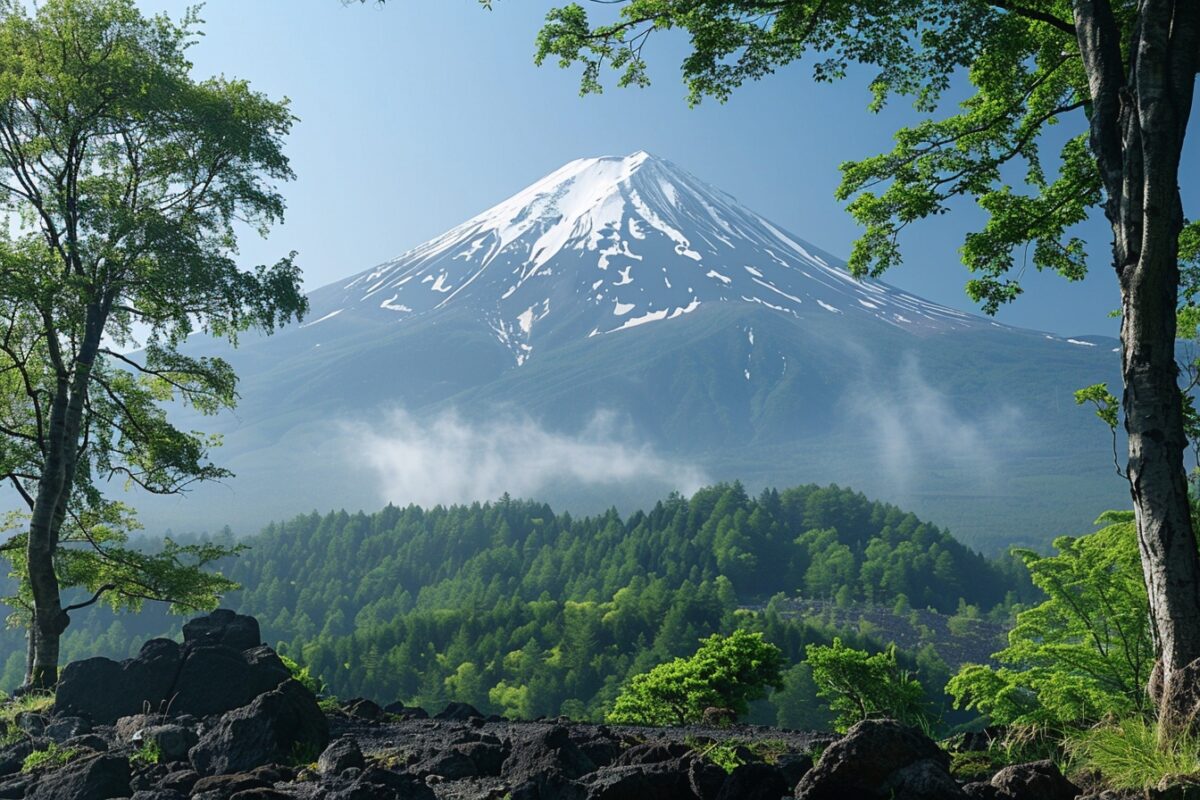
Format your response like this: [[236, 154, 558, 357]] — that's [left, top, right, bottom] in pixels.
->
[[23, 302, 106, 690], [1075, 0, 1200, 729]]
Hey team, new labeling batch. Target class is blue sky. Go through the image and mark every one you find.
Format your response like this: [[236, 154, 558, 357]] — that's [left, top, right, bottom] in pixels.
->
[[137, 0, 1198, 337]]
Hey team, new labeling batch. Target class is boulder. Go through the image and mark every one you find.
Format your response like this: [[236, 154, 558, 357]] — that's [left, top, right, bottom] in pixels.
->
[[990, 760, 1078, 800], [189, 679, 329, 776], [884, 758, 970, 800], [182, 609, 262, 652], [502, 725, 595, 786], [717, 762, 790, 800], [776, 752, 814, 787], [0, 739, 36, 777], [344, 698, 385, 722], [26, 753, 131, 800], [330, 766, 437, 800], [795, 719, 953, 800], [55, 616, 288, 725], [963, 783, 1004, 800], [137, 725, 199, 763], [319, 737, 366, 776], [687, 754, 728, 800], [170, 645, 290, 719], [435, 702, 483, 721], [585, 762, 694, 800]]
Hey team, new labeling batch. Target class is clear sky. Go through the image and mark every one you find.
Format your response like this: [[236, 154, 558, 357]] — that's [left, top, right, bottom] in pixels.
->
[[135, 0, 1199, 337]]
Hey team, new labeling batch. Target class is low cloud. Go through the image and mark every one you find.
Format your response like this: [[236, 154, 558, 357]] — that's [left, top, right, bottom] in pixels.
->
[[343, 408, 708, 507], [849, 354, 1025, 496]]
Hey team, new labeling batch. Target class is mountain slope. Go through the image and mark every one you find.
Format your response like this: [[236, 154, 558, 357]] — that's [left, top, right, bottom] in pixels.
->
[[142, 152, 1125, 551]]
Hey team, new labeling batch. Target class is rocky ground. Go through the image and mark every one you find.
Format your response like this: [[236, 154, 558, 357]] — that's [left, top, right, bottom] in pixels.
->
[[0, 611, 1136, 799]]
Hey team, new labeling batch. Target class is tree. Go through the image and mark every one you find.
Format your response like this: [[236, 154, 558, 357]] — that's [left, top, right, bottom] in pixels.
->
[[0, 0, 306, 688], [948, 511, 1153, 728], [528, 0, 1200, 727], [608, 628, 784, 724], [806, 638, 932, 732]]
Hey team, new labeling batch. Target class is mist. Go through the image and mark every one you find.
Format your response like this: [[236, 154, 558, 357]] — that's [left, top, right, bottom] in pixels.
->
[[343, 407, 709, 508]]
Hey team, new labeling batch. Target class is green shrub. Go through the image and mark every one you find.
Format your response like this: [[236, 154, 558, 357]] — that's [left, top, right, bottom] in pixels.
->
[[280, 654, 325, 696], [947, 512, 1151, 728], [806, 638, 932, 733], [130, 740, 161, 767], [608, 629, 784, 725]]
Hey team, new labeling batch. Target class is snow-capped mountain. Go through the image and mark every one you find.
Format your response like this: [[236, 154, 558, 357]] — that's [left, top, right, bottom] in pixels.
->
[[145, 152, 1125, 553], [305, 151, 1000, 367]]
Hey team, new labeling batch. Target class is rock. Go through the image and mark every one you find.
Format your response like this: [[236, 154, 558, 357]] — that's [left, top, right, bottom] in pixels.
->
[[511, 771, 587, 800], [345, 698, 385, 722], [227, 790, 293, 800], [139, 725, 199, 763], [170, 645, 290, 719], [990, 760, 1078, 800], [131, 791, 186, 800], [687, 755, 727, 800], [585, 762, 693, 800], [411, 748, 478, 780], [963, 783, 1004, 800], [776, 752, 814, 787], [155, 769, 199, 794], [182, 609, 262, 652], [716, 762, 790, 800], [319, 737, 366, 776], [56, 622, 288, 725], [62, 735, 110, 753], [502, 725, 595, 785], [383, 703, 428, 720], [456, 741, 506, 776], [332, 766, 438, 800], [884, 759, 969, 800], [16, 711, 48, 736], [44, 717, 91, 743], [611, 741, 691, 767], [795, 718, 952, 800], [189, 679, 330, 776], [0, 739, 36, 777], [435, 702, 483, 721], [0, 773, 36, 800], [26, 753, 131, 800], [191, 771, 270, 797]]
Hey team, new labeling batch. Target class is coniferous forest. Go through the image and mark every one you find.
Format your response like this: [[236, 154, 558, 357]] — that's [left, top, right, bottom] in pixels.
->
[[0, 483, 1032, 725]]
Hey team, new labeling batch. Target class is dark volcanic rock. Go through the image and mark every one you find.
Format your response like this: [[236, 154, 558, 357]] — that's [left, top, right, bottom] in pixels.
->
[[884, 758, 969, 800], [189, 679, 329, 776], [435, 702, 483, 722], [182, 609, 262, 652], [795, 719, 954, 800], [345, 698, 386, 722], [56, 625, 289, 725], [990, 760, 1079, 800], [139, 724, 199, 763], [0, 739, 35, 777], [171, 645, 290, 719], [611, 741, 691, 766], [717, 762, 790, 800], [585, 761, 694, 800], [383, 703, 428, 720], [502, 724, 595, 785], [319, 737, 366, 776], [26, 753, 131, 800]]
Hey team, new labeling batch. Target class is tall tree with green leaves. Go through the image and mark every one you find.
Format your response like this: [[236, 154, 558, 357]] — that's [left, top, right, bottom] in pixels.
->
[[510, 0, 1200, 727], [0, 0, 306, 688]]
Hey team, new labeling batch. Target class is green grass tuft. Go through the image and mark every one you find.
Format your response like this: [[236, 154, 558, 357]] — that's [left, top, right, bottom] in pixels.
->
[[21, 743, 80, 773], [1067, 717, 1200, 790]]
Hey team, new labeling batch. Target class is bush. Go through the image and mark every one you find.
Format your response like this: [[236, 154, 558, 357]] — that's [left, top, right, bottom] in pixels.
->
[[608, 629, 784, 725], [947, 512, 1151, 728], [22, 744, 80, 773], [806, 638, 932, 733]]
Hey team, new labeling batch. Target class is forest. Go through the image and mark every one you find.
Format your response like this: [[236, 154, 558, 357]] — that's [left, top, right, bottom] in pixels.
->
[[0, 483, 1033, 725]]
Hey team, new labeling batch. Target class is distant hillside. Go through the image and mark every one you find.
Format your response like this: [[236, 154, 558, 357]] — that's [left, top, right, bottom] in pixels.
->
[[0, 484, 1032, 726]]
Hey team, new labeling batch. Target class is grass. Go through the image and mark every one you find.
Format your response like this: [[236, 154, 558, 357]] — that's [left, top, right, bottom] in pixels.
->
[[0, 693, 54, 746], [21, 743, 80, 773], [685, 737, 801, 773], [130, 740, 162, 768], [1066, 717, 1200, 791]]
